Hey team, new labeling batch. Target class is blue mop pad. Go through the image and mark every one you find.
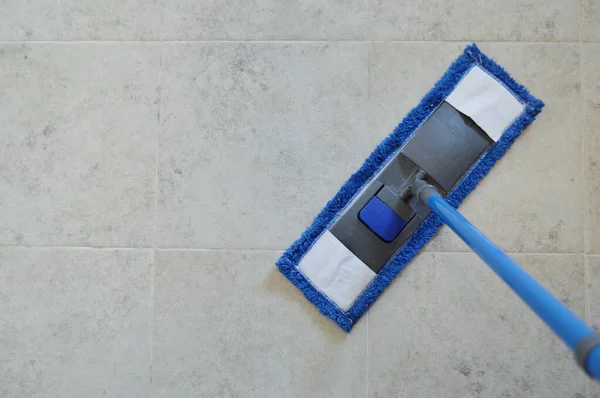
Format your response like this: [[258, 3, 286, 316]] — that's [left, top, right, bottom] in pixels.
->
[[276, 44, 544, 332]]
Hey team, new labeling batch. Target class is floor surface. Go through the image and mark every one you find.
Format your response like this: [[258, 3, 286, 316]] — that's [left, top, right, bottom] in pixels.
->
[[1, 1, 599, 397]]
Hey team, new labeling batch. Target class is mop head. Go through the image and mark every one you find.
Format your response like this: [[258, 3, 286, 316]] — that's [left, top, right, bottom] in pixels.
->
[[276, 44, 544, 332]]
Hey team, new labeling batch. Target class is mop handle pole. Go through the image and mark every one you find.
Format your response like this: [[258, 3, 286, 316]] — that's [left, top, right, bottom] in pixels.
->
[[419, 186, 600, 380]]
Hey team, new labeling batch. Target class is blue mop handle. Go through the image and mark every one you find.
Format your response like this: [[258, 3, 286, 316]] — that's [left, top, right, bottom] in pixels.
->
[[419, 187, 600, 380]]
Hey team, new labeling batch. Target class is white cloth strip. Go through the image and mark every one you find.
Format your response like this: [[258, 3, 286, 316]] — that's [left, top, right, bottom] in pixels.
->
[[298, 231, 376, 311], [446, 66, 525, 141]]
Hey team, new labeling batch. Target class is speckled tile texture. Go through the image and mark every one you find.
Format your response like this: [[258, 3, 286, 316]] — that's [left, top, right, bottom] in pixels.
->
[[370, 0, 580, 41], [584, 44, 600, 254], [152, 250, 366, 397], [0, 248, 152, 398], [583, 0, 600, 41], [587, 256, 600, 397], [0, 0, 598, 396], [157, 42, 370, 249], [0, 1, 161, 40], [162, 0, 368, 40], [369, 253, 586, 397], [0, 43, 159, 247]]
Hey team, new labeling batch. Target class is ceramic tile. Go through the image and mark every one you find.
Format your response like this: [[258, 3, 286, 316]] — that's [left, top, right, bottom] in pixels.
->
[[586, 255, 600, 397], [584, 44, 600, 253], [368, 252, 586, 397], [369, 42, 467, 144], [371, 42, 582, 253], [583, 0, 600, 41], [152, 249, 366, 397], [0, 43, 159, 247], [0, 248, 152, 398], [370, 0, 580, 41], [157, 42, 369, 249], [0, 0, 160, 40], [162, 0, 368, 40]]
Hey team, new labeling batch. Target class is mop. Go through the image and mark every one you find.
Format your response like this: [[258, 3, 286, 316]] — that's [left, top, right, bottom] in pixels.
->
[[276, 44, 600, 378]]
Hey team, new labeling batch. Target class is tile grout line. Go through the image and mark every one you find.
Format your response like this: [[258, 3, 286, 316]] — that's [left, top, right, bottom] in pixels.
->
[[0, 39, 598, 44], [126, 250, 600, 255], [0, 245, 155, 250], [585, 257, 591, 397], [579, 0, 588, 257], [148, 10, 165, 398], [578, 3, 590, 395], [1, 245, 598, 255]]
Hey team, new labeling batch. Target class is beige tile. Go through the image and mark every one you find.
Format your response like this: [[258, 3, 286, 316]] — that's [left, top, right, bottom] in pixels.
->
[[0, 0, 160, 40], [370, 0, 579, 41], [157, 42, 369, 249], [152, 250, 366, 397], [0, 248, 152, 398], [583, 0, 600, 41], [584, 44, 600, 253], [586, 256, 600, 397], [368, 252, 586, 397], [0, 43, 159, 247], [162, 0, 368, 40], [371, 43, 582, 253]]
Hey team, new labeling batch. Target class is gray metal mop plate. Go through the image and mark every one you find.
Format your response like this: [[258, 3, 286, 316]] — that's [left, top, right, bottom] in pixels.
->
[[330, 102, 493, 273]]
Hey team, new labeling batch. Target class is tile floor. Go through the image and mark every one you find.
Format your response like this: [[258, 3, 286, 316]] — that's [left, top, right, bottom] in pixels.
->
[[0, 1, 598, 397]]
